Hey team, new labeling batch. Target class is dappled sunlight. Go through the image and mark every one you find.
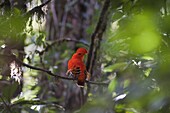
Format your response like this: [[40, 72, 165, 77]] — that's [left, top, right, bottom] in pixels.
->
[[1, 0, 170, 112], [130, 30, 161, 53], [129, 13, 161, 54]]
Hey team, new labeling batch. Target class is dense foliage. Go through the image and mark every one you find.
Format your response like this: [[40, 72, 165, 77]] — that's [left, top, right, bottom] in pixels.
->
[[0, 0, 170, 113]]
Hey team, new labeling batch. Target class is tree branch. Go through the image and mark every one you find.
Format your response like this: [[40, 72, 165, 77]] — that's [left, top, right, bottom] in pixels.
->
[[0, 54, 108, 86], [26, 0, 51, 16], [86, 80, 108, 86], [38, 38, 89, 55], [85, 0, 111, 102], [86, 0, 110, 74], [11, 100, 65, 111], [16, 58, 75, 80]]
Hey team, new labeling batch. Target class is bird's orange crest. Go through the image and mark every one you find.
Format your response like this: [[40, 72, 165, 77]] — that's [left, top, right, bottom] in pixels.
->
[[76, 48, 88, 54], [71, 48, 88, 60]]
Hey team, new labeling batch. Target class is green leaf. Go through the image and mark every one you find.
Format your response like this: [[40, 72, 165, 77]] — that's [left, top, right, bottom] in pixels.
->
[[108, 79, 117, 93], [122, 1, 133, 13], [144, 68, 152, 77], [141, 56, 154, 60], [13, 8, 21, 15], [112, 11, 124, 21], [2, 82, 18, 102], [103, 62, 128, 72], [36, 33, 45, 46], [12, 97, 25, 104]]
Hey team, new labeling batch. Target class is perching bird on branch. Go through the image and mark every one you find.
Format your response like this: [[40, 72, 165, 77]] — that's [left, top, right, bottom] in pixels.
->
[[67, 48, 90, 87]]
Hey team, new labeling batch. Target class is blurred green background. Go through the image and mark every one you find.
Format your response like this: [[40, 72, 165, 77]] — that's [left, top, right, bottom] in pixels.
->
[[0, 0, 170, 113]]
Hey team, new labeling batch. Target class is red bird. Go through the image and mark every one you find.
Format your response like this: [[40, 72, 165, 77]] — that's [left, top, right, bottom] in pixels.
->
[[67, 48, 89, 87]]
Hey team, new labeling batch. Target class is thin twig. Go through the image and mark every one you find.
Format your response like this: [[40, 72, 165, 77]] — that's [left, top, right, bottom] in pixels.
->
[[18, 58, 108, 85], [0, 54, 108, 86], [38, 38, 89, 55], [11, 100, 65, 111], [86, 80, 108, 86], [16, 58, 74, 80], [26, 0, 51, 16]]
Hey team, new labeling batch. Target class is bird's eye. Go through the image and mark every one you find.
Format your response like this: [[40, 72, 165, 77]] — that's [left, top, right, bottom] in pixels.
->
[[78, 53, 81, 55]]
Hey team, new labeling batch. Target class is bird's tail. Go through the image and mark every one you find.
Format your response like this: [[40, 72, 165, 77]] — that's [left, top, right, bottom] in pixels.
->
[[77, 73, 85, 87], [77, 81, 84, 87]]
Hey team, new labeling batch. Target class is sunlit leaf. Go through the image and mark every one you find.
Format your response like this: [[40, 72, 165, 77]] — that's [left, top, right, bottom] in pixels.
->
[[141, 56, 154, 60], [143, 68, 152, 77], [103, 62, 128, 72], [128, 13, 161, 54], [130, 30, 161, 54], [108, 79, 117, 93], [112, 11, 124, 21]]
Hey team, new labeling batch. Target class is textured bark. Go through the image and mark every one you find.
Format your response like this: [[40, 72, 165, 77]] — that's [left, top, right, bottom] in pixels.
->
[[86, 0, 110, 75]]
